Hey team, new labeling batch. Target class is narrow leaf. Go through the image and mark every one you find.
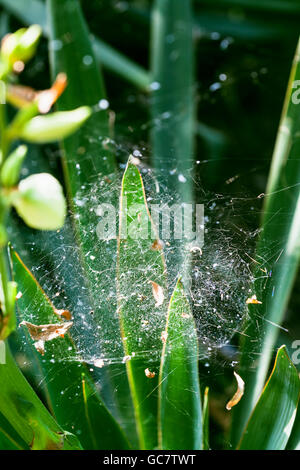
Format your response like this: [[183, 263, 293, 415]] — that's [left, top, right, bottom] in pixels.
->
[[232, 37, 300, 443], [19, 107, 91, 143], [158, 278, 202, 450], [150, 0, 195, 204], [117, 158, 167, 449], [0, 412, 28, 450], [1, 145, 27, 187], [0, 346, 82, 450], [286, 401, 300, 449], [238, 346, 300, 450]]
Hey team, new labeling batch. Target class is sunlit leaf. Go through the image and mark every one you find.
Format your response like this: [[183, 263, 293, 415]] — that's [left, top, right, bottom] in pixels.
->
[[117, 158, 167, 449], [238, 346, 300, 450], [150, 0, 195, 204], [0, 412, 28, 450], [12, 173, 66, 230], [232, 37, 300, 443], [158, 278, 202, 450]]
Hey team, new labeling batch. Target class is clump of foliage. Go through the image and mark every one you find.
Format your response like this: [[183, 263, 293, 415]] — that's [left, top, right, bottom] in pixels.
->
[[0, 0, 299, 451]]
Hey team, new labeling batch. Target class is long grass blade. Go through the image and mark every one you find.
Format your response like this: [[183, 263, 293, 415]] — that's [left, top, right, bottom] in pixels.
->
[[286, 401, 300, 449], [117, 158, 167, 449], [0, 413, 28, 450], [158, 278, 202, 450], [232, 37, 300, 444], [150, 0, 195, 204], [238, 346, 300, 450], [0, 346, 83, 449]]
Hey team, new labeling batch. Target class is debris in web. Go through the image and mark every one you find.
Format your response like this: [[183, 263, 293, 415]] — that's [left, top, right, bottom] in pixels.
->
[[226, 371, 245, 410], [149, 280, 164, 307], [19, 320, 73, 355], [145, 368, 156, 379], [246, 295, 262, 304]]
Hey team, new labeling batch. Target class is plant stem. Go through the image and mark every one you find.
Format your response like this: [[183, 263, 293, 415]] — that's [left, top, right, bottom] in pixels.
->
[[0, 102, 7, 162], [0, 246, 9, 314], [0, 79, 13, 336]]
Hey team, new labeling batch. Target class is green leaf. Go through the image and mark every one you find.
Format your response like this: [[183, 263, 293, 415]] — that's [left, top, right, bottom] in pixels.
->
[[238, 346, 300, 450], [158, 278, 202, 450], [196, 0, 300, 15], [0, 225, 7, 248], [92, 38, 150, 91], [1, 145, 27, 187], [0, 346, 82, 449], [0, 0, 150, 90], [0, 412, 28, 449], [19, 107, 91, 143], [286, 400, 300, 449], [232, 37, 300, 443], [129, 3, 300, 42], [0, 429, 21, 450], [11, 249, 130, 450], [12, 173, 66, 230], [0, 24, 41, 75], [0, 249, 16, 341], [117, 158, 167, 449], [150, 0, 195, 204]]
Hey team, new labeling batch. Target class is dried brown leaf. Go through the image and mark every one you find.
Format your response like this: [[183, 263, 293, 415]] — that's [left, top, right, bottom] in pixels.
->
[[189, 246, 202, 255], [33, 339, 45, 355], [151, 239, 164, 251], [181, 312, 191, 319], [145, 368, 155, 379], [16, 291, 23, 300], [161, 330, 168, 343], [149, 280, 164, 307], [20, 320, 73, 355], [226, 371, 245, 410], [37, 73, 67, 113], [54, 308, 72, 321], [6, 73, 67, 113], [94, 358, 105, 368], [246, 295, 262, 305]]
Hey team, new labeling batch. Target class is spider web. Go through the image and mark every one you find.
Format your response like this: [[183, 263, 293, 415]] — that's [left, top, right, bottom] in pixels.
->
[[6, 68, 290, 445]]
